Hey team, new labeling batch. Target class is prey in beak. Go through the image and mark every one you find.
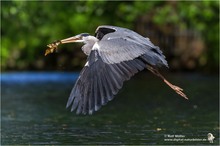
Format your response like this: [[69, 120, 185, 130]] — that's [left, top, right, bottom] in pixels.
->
[[45, 40, 61, 56]]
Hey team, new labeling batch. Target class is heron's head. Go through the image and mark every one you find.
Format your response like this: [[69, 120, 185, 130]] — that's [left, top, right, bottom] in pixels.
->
[[45, 33, 97, 56]]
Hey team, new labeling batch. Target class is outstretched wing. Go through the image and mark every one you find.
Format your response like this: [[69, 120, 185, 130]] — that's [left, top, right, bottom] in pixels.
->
[[95, 25, 168, 67], [66, 50, 147, 114]]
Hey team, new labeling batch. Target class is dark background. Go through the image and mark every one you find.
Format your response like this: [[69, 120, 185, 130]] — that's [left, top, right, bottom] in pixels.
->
[[1, 1, 219, 73]]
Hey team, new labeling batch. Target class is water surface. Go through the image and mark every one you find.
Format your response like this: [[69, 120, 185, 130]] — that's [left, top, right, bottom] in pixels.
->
[[1, 72, 219, 145]]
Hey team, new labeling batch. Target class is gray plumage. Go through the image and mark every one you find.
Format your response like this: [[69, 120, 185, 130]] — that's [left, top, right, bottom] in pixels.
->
[[65, 25, 168, 114]]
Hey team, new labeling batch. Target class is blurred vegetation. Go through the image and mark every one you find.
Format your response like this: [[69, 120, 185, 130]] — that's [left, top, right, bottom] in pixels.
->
[[1, 1, 219, 72]]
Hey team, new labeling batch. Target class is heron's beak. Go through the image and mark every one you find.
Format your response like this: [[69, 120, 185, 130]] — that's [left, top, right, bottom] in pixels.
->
[[60, 35, 83, 44], [45, 35, 83, 56]]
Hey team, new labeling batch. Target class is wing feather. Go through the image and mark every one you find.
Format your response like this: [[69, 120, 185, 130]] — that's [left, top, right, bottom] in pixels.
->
[[101, 70, 113, 101], [104, 66, 118, 95], [111, 64, 126, 82], [67, 50, 149, 114], [93, 73, 99, 111], [82, 81, 89, 114], [109, 65, 123, 88], [88, 76, 94, 114], [70, 86, 80, 112], [96, 67, 107, 105]]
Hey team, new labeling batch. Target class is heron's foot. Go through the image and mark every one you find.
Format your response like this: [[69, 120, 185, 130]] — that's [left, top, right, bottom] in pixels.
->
[[164, 80, 188, 100], [45, 40, 61, 56]]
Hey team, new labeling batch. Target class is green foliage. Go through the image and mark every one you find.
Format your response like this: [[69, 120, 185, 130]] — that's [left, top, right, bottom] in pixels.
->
[[1, 1, 219, 71]]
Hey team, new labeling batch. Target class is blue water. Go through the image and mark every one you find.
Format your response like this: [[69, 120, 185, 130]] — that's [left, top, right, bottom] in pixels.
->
[[1, 72, 219, 145], [1, 72, 79, 83]]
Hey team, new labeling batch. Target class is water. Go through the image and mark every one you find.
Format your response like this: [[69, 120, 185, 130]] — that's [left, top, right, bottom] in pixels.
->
[[1, 72, 219, 145]]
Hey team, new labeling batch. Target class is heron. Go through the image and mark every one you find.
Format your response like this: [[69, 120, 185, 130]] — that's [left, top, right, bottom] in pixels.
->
[[45, 25, 188, 115]]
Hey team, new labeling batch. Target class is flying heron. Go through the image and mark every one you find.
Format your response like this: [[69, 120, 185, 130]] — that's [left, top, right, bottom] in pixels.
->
[[45, 25, 188, 115]]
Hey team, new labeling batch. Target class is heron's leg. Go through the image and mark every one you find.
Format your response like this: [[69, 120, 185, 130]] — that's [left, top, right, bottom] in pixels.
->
[[146, 65, 188, 100]]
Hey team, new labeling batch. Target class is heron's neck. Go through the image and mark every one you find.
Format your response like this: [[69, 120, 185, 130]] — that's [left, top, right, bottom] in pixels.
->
[[82, 36, 99, 55]]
